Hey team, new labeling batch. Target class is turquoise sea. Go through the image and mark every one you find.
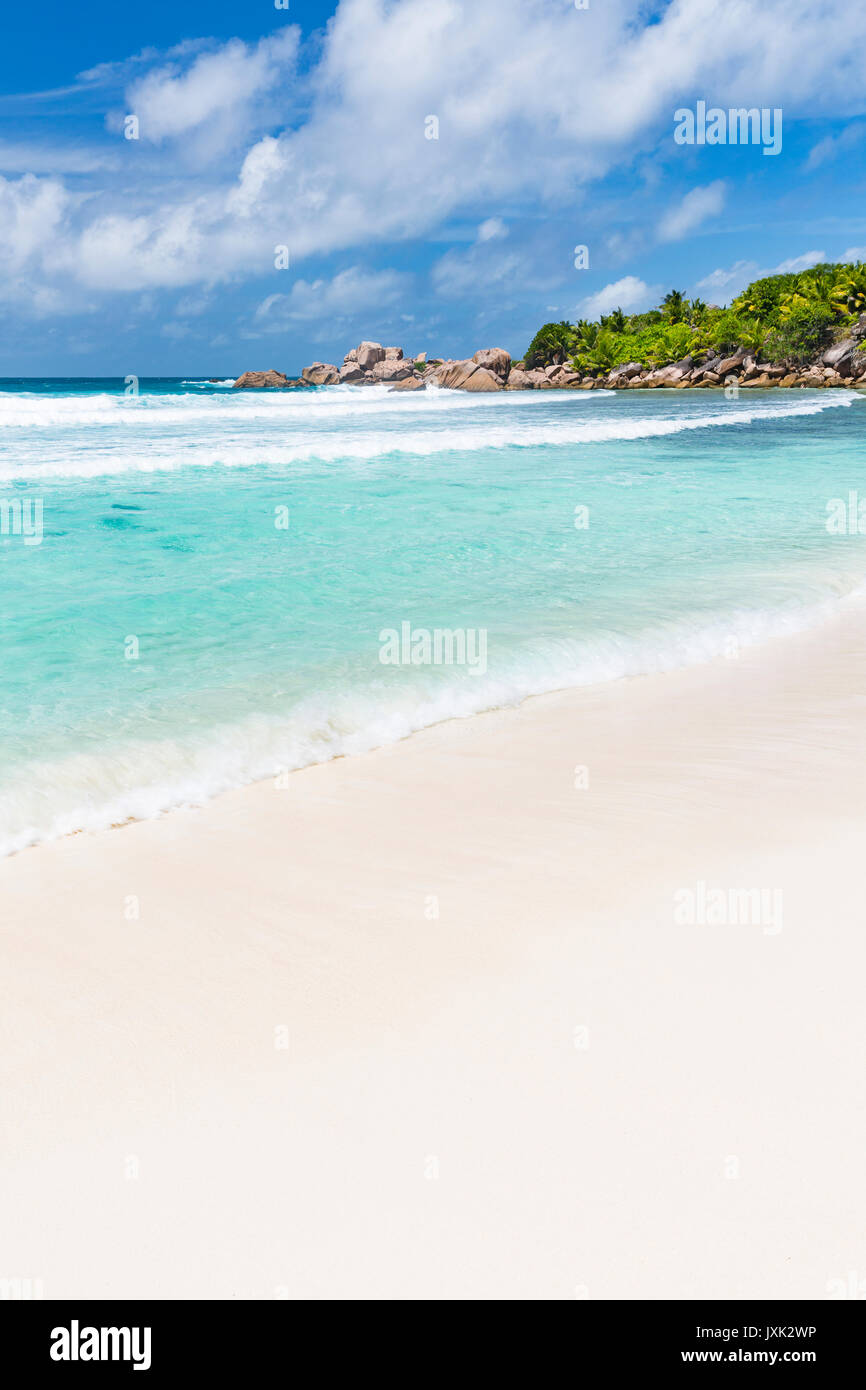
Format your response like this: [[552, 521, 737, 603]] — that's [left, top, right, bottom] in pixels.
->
[[1, 377, 864, 855]]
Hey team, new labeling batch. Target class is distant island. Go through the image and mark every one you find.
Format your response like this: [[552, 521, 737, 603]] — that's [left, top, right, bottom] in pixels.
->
[[235, 262, 866, 392]]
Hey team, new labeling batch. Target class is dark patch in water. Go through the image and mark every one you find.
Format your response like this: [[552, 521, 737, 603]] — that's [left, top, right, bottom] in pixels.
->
[[111, 503, 144, 511], [159, 537, 194, 552]]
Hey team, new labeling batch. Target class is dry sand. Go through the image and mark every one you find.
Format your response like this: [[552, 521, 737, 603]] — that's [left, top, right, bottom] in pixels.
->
[[2, 600, 866, 1299]]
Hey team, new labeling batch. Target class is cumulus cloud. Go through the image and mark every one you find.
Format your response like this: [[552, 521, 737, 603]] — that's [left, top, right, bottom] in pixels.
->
[[774, 250, 826, 272], [253, 266, 410, 325], [694, 260, 759, 299], [122, 31, 299, 158], [579, 276, 660, 318], [695, 250, 827, 303], [5, 0, 866, 316], [0, 174, 82, 313], [657, 181, 726, 242]]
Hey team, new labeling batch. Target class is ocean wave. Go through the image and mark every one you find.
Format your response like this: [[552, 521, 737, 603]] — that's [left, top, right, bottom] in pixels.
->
[[0, 382, 611, 428], [1, 581, 862, 857], [0, 393, 857, 480], [1, 381, 857, 433], [180, 378, 238, 388]]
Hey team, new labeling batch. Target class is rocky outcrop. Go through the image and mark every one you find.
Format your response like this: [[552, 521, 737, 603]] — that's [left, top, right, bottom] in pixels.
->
[[356, 341, 386, 371], [389, 376, 426, 391], [547, 365, 581, 388], [302, 362, 340, 385], [821, 338, 857, 376], [609, 361, 643, 381], [288, 329, 866, 394], [434, 359, 503, 391], [472, 347, 511, 380], [716, 351, 747, 376], [822, 338, 855, 368], [521, 368, 549, 388], [371, 358, 414, 382], [505, 368, 534, 390], [339, 362, 365, 383], [461, 366, 505, 392], [233, 369, 308, 389]]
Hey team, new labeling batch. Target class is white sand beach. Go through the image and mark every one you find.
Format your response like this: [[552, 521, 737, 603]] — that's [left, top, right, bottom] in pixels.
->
[[2, 602, 866, 1300]]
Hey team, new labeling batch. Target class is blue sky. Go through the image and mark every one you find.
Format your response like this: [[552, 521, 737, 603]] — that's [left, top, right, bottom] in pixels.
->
[[1, 0, 865, 375]]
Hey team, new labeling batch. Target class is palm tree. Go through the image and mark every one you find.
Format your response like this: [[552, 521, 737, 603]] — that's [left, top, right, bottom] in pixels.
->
[[830, 268, 866, 315], [524, 321, 577, 368], [661, 290, 687, 324], [581, 329, 620, 374], [574, 319, 599, 347], [600, 307, 627, 333], [737, 318, 766, 355], [778, 291, 810, 322]]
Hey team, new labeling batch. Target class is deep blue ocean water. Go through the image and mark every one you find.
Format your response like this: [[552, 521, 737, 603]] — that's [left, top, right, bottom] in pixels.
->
[[1, 376, 864, 854]]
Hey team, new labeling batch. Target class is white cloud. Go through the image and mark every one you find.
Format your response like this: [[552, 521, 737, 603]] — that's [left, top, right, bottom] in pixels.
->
[[0, 174, 70, 270], [843, 246, 866, 262], [0, 143, 119, 175], [805, 122, 866, 170], [432, 248, 525, 298], [6, 0, 866, 313], [123, 32, 299, 154], [657, 181, 726, 242], [694, 259, 759, 299], [477, 217, 508, 243], [174, 292, 212, 316], [774, 250, 826, 272], [253, 266, 410, 325], [0, 174, 84, 314], [579, 275, 660, 318], [695, 250, 827, 303]]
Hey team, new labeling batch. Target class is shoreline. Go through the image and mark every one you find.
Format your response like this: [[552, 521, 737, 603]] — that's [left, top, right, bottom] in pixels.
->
[[3, 598, 866, 1296], [237, 319, 866, 393], [3, 555, 864, 862]]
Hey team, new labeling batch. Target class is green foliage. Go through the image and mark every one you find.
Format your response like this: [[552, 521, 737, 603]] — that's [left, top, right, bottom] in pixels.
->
[[532, 262, 864, 377], [830, 266, 866, 315], [763, 303, 837, 364], [661, 289, 688, 323], [524, 320, 577, 368], [705, 309, 746, 355], [732, 274, 798, 323], [571, 320, 701, 374], [626, 309, 663, 331]]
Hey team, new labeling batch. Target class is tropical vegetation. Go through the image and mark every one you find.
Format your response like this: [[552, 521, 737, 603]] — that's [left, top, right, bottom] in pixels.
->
[[523, 262, 866, 375]]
